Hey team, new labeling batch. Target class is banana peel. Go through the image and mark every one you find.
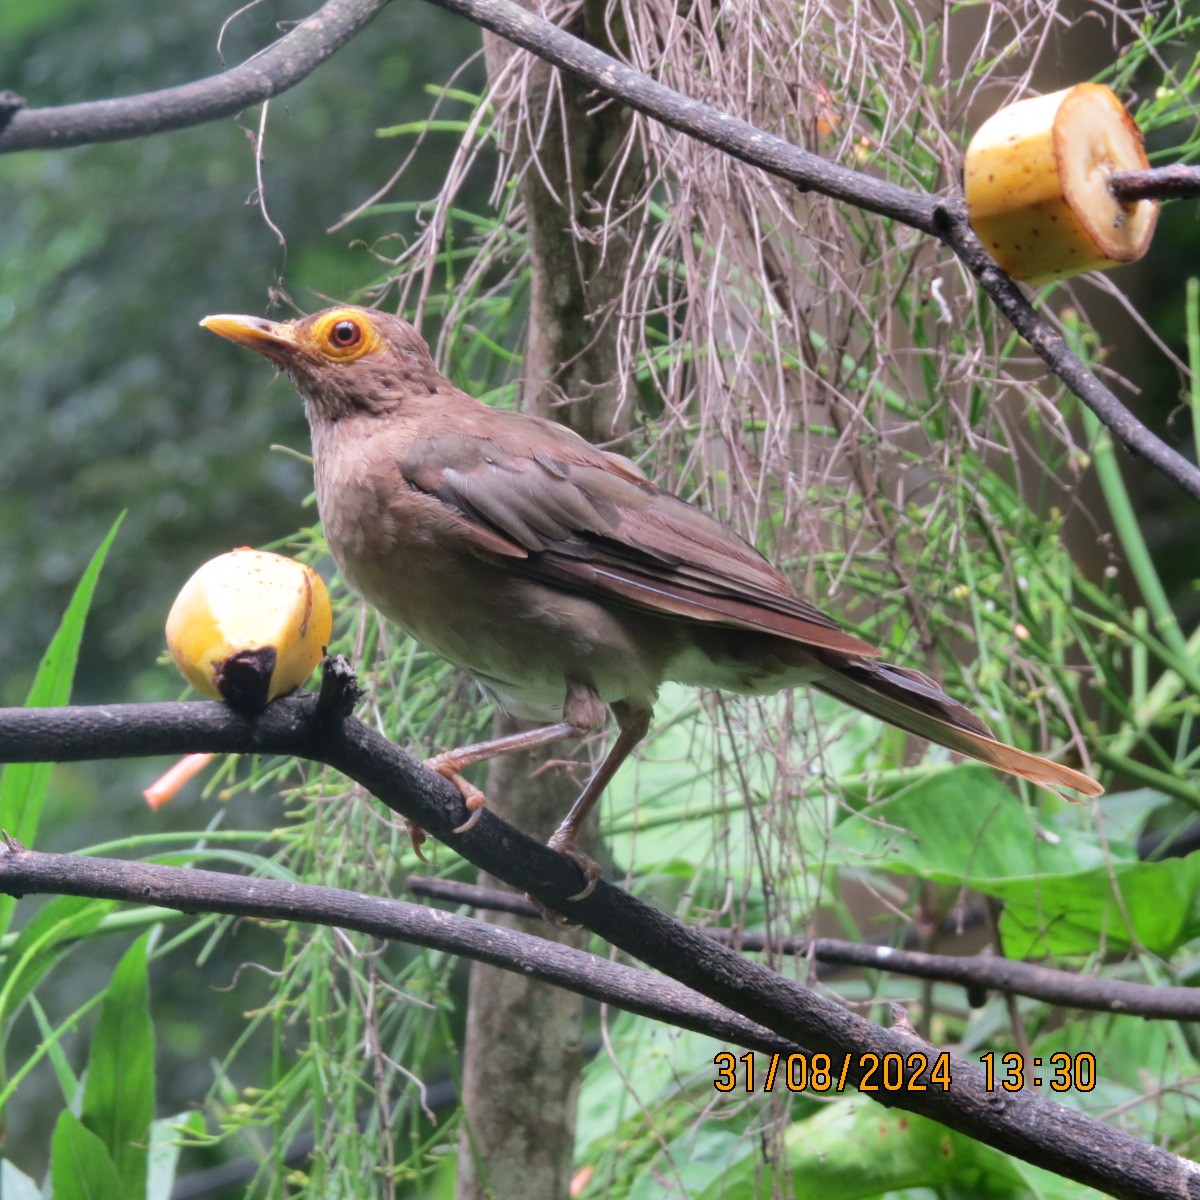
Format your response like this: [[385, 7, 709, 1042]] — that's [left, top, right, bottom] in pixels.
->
[[964, 83, 1158, 284], [166, 548, 332, 711]]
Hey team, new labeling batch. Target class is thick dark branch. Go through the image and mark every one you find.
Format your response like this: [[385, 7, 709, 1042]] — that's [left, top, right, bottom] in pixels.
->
[[1111, 165, 1200, 203], [410, 876, 1200, 1021], [0, 0, 392, 154], [425, 0, 938, 230], [0, 692, 1195, 1199], [422, 0, 1200, 506], [0, 847, 795, 1059]]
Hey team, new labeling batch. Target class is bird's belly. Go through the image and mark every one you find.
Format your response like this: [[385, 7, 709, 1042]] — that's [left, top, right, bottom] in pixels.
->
[[339, 538, 672, 722], [663, 628, 822, 696]]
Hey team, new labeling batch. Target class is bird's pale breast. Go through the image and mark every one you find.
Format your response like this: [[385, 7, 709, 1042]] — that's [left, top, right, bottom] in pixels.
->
[[312, 417, 680, 720]]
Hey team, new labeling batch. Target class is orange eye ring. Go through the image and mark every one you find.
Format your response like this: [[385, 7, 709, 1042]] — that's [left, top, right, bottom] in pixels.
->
[[307, 309, 380, 363]]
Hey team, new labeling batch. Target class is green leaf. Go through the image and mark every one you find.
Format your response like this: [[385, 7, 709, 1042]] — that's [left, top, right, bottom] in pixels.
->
[[30, 993, 81, 1102], [81, 932, 155, 1200], [996, 855, 1200, 957], [833, 766, 1096, 880], [629, 1127, 752, 1200], [50, 1111, 124, 1200], [0, 514, 123, 940], [147, 1111, 206, 1200], [692, 1097, 1101, 1199], [0, 884, 114, 1095], [834, 768, 1200, 955], [576, 1011, 726, 1162], [0, 895, 114, 1037]]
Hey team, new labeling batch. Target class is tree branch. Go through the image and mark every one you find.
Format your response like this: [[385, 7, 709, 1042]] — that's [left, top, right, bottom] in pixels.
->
[[408, 876, 1200, 1021], [421, 0, 1200, 505], [933, 197, 1200, 498], [6, 0, 1195, 501], [1111, 165, 1200, 204], [0, 845, 798, 1060], [0, 0, 392, 154], [0, 689, 1196, 1199]]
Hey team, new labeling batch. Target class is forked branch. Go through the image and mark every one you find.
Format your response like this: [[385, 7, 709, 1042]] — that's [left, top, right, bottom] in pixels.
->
[[5, 0, 1195, 502], [0, 683, 1193, 1200]]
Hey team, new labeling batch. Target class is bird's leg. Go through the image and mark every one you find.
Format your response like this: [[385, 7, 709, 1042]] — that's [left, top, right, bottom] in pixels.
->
[[427, 679, 609, 835], [426, 721, 588, 834], [547, 700, 653, 900]]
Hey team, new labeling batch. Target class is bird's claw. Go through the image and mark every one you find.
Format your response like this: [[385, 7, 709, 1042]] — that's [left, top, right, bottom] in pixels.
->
[[405, 820, 430, 862], [526, 894, 578, 925], [424, 754, 489, 834], [546, 831, 602, 901], [451, 803, 485, 835]]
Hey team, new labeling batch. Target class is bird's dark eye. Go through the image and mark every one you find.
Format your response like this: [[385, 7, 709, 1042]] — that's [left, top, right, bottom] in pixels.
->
[[330, 320, 361, 348]]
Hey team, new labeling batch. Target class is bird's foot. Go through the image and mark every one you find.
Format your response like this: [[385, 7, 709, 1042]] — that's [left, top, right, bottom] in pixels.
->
[[424, 753, 489, 834], [525, 893, 575, 925], [405, 820, 430, 862], [546, 829, 603, 901]]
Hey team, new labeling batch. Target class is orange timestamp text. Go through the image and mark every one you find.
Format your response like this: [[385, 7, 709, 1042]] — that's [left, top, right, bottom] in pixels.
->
[[980, 1051, 1096, 1092], [714, 1050, 953, 1094]]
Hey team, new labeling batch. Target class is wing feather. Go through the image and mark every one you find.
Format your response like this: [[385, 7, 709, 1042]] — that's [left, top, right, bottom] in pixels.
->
[[396, 418, 879, 659]]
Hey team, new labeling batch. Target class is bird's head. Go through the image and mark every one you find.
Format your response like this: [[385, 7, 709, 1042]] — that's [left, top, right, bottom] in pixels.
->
[[201, 305, 445, 420]]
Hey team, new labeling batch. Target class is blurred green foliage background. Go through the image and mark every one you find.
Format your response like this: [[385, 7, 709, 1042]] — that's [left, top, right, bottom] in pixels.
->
[[0, 0, 486, 1177], [3, 0, 1200, 1193], [1, 0, 486, 707]]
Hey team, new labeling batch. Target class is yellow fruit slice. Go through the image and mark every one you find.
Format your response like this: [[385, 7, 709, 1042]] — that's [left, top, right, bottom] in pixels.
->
[[964, 83, 1158, 284], [166, 549, 332, 710]]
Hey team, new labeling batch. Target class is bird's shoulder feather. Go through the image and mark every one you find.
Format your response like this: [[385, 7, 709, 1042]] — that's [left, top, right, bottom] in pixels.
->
[[394, 409, 878, 658]]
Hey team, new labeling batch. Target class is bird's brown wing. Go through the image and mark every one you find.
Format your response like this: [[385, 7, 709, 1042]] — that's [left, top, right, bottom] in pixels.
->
[[396, 412, 879, 658]]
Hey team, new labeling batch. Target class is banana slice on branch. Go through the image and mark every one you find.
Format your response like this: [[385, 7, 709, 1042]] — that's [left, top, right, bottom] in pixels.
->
[[964, 83, 1158, 284], [166, 548, 332, 711]]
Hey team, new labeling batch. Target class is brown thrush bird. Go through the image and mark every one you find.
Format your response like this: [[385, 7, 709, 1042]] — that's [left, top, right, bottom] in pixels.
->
[[202, 305, 1102, 887]]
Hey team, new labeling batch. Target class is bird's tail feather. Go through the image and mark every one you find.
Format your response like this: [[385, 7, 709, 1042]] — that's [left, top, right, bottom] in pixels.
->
[[811, 656, 1103, 798]]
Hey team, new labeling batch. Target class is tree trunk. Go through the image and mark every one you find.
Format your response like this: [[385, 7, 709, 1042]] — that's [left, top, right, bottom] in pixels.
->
[[455, 4, 640, 1198]]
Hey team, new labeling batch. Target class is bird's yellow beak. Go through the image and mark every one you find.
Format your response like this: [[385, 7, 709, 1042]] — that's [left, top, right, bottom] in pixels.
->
[[200, 314, 300, 360]]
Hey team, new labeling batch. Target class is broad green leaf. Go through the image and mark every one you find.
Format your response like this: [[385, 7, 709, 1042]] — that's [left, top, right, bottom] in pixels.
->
[[0, 895, 114, 1039], [49, 1111, 124, 1200], [575, 1011, 730, 1182], [81, 932, 155, 1200], [996, 855, 1200, 957], [834, 768, 1200, 955], [147, 1111, 206, 1200], [628, 1127, 752, 1200], [0, 514, 123, 941], [689, 1097, 1101, 1199], [0, 1158, 41, 1200], [1030, 1015, 1199, 1139], [1094, 789, 1173, 846], [604, 684, 849, 900], [833, 767, 1098, 880]]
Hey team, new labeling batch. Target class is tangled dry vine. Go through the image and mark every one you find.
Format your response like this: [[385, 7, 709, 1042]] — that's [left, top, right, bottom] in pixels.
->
[[3, 0, 1199, 499]]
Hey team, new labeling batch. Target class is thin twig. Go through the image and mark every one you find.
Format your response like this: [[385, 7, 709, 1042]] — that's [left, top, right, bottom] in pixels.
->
[[0, 0, 393, 153], [4, 0, 1197, 502], [1111, 165, 1200, 203], [420, 0, 1200, 504], [408, 875, 1200, 1020]]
